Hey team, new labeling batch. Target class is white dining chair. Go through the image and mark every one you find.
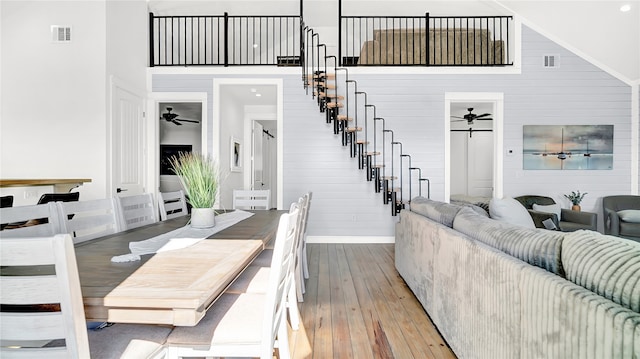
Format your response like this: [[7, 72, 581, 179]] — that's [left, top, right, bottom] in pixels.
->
[[0, 234, 172, 359], [158, 190, 188, 221], [232, 189, 271, 210], [57, 198, 121, 244], [299, 191, 313, 281], [0, 202, 62, 238], [115, 193, 158, 230], [226, 198, 305, 330], [165, 205, 300, 359]]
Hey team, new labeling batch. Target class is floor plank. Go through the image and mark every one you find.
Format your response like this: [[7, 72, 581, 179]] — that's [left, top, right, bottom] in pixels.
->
[[295, 243, 457, 359]]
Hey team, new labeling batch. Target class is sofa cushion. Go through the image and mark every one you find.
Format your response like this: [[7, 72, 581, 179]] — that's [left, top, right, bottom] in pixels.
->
[[453, 207, 564, 275], [410, 196, 462, 227], [489, 197, 535, 229], [532, 203, 562, 220], [562, 230, 640, 313], [617, 209, 640, 223]]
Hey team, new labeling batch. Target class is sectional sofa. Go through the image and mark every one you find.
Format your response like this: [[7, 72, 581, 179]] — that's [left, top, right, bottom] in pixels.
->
[[395, 196, 640, 358]]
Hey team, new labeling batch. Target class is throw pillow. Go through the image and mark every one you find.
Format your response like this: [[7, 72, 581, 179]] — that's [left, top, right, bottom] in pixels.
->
[[532, 203, 562, 220], [489, 197, 535, 229], [617, 209, 640, 223]]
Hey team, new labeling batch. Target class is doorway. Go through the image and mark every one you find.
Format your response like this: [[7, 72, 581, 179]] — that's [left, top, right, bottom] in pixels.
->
[[445, 93, 504, 202], [147, 92, 208, 199], [214, 79, 283, 210]]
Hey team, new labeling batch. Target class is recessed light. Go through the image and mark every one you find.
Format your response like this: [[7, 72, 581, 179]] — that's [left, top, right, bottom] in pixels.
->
[[256, 93, 262, 97], [250, 88, 257, 93], [252, 44, 258, 48], [620, 4, 631, 12]]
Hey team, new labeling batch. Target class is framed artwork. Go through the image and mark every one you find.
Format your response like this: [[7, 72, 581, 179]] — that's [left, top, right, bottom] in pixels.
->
[[230, 137, 242, 172], [523, 125, 613, 170]]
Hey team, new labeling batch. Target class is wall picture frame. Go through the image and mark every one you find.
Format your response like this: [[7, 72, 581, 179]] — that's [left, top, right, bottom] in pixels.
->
[[230, 137, 242, 172]]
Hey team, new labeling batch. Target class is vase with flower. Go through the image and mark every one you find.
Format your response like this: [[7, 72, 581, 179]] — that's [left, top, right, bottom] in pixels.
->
[[564, 190, 587, 212]]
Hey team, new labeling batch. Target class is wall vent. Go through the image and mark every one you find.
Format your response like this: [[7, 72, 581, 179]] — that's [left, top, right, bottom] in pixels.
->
[[51, 25, 72, 43], [543, 54, 559, 68]]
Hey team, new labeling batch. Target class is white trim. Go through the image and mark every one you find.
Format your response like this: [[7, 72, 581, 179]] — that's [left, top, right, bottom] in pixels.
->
[[445, 92, 504, 201], [307, 236, 395, 244], [146, 92, 208, 197], [632, 81, 639, 195], [213, 78, 284, 209]]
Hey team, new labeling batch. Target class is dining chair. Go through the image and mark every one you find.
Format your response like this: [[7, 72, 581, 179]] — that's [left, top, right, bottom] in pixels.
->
[[115, 193, 158, 230], [226, 198, 305, 330], [57, 198, 121, 244], [158, 190, 188, 221], [0, 195, 13, 208], [0, 202, 62, 238], [232, 189, 271, 210], [165, 205, 300, 359], [0, 234, 172, 359], [37, 192, 80, 205]]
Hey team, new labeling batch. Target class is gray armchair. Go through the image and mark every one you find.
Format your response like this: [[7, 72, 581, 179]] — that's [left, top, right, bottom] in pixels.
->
[[603, 195, 640, 241], [514, 195, 597, 232]]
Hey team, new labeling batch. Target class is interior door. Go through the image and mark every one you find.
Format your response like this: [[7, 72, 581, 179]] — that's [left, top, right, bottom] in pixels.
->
[[112, 84, 145, 196], [252, 121, 265, 190], [467, 131, 494, 197]]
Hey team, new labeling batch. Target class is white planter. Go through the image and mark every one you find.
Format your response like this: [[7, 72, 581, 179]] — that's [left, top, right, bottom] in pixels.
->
[[190, 207, 216, 228]]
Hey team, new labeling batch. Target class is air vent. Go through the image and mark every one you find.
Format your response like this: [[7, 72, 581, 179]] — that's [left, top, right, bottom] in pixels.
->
[[543, 54, 559, 68], [51, 25, 72, 43]]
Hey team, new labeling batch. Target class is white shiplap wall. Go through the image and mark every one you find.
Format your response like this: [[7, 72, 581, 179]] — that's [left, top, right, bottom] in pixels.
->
[[152, 25, 632, 237]]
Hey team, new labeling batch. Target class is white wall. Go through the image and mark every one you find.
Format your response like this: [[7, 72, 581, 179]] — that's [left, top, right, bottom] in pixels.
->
[[0, 0, 148, 203], [218, 88, 245, 209], [1, 1, 107, 201]]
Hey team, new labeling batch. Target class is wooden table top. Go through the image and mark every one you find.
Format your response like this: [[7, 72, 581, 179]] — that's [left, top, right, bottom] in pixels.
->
[[0, 178, 92, 187], [75, 209, 285, 326]]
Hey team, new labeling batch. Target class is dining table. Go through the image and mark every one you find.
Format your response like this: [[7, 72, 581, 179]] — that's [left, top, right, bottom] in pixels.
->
[[75, 209, 286, 327]]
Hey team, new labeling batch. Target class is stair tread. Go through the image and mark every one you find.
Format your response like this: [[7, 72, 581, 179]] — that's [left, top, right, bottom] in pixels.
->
[[381, 176, 398, 180], [365, 151, 380, 155], [326, 102, 343, 108], [337, 115, 353, 121], [371, 164, 385, 168], [356, 140, 369, 144], [346, 127, 362, 132]]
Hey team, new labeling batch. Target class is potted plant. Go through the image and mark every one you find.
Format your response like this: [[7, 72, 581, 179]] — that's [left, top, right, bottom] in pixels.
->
[[169, 152, 219, 228], [564, 190, 587, 211]]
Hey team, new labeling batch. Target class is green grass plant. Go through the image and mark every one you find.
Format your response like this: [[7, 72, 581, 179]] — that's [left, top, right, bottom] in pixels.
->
[[169, 152, 219, 208]]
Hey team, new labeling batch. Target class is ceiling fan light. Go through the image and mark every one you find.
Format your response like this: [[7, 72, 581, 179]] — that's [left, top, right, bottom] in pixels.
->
[[620, 4, 631, 12]]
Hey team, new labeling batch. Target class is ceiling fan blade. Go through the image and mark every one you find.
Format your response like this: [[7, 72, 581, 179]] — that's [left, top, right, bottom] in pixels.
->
[[176, 119, 200, 123], [476, 118, 493, 121], [451, 119, 468, 122], [451, 116, 466, 119], [172, 120, 183, 126], [474, 113, 492, 119]]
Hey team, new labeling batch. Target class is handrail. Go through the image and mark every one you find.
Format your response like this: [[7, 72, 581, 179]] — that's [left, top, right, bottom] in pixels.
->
[[339, 13, 513, 67]]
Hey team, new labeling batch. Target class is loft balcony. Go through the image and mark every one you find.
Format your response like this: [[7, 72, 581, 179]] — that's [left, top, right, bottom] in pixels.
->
[[149, 12, 514, 68]]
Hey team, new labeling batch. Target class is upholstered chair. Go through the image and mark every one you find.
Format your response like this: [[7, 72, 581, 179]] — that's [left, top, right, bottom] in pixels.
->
[[514, 195, 597, 232], [603, 195, 640, 242]]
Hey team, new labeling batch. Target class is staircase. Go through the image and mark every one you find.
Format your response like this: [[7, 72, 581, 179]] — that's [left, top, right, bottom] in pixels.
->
[[301, 26, 430, 216]]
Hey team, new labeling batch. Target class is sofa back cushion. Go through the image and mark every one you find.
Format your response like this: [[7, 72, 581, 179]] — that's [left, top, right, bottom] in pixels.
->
[[489, 197, 536, 229], [562, 230, 640, 313], [453, 207, 565, 275], [410, 197, 462, 227]]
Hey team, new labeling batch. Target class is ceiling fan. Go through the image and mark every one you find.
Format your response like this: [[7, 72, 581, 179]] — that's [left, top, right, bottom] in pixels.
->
[[451, 108, 493, 124], [161, 107, 199, 126]]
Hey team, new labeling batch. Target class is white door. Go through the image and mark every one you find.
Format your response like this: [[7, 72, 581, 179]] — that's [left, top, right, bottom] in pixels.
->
[[252, 121, 265, 190], [112, 84, 145, 196], [450, 131, 468, 195], [467, 131, 494, 197]]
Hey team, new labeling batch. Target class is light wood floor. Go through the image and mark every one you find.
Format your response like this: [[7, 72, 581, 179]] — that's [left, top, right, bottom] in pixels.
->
[[290, 243, 456, 359]]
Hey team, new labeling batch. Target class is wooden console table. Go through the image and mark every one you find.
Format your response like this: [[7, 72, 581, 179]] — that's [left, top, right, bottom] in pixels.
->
[[0, 178, 92, 193]]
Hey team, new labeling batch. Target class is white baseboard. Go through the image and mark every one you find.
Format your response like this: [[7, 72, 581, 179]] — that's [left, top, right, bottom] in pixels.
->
[[306, 236, 395, 244]]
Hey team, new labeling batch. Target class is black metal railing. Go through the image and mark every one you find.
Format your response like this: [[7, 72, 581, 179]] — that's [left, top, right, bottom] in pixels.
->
[[339, 13, 513, 66], [150, 13, 302, 66]]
